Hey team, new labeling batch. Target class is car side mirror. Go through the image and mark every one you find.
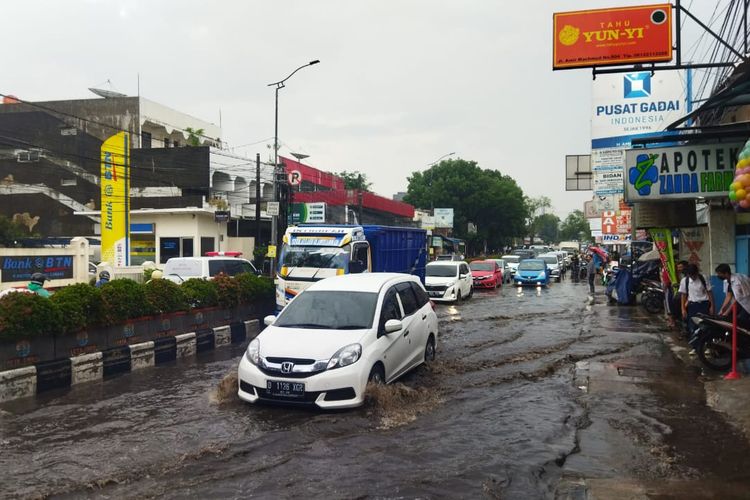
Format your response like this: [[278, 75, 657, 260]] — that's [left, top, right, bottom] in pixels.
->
[[459, 273, 467, 279], [384, 319, 403, 334], [263, 315, 277, 326]]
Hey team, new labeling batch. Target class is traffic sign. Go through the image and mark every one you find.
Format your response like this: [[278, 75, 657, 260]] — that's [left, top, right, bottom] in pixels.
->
[[267, 202, 280, 216]]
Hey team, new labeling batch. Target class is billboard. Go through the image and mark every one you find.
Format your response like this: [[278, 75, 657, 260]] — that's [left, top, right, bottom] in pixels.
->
[[100, 132, 130, 267], [289, 202, 326, 224], [434, 208, 454, 228], [592, 71, 686, 149], [553, 4, 672, 70], [592, 149, 625, 195], [625, 143, 742, 201]]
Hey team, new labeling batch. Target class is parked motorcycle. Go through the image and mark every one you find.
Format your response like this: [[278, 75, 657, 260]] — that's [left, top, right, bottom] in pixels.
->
[[690, 314, 750, 371], [640, 279, 664, 314]]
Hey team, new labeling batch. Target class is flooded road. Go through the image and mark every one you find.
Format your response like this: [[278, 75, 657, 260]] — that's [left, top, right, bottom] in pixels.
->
[[2, 280, 750, 498]]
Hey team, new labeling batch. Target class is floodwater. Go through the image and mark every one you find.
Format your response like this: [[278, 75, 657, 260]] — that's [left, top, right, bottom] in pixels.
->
[[2, 278, 750, 499]]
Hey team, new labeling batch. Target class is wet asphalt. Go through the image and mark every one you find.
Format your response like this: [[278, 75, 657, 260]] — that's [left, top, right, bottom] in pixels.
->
[[2, 277, 750, 499]]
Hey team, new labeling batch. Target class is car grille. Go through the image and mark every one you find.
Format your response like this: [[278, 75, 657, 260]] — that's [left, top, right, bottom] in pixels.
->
[[265, 357, 315, 365], [258, 365, 325, 379], [425, 285, 448, 292]]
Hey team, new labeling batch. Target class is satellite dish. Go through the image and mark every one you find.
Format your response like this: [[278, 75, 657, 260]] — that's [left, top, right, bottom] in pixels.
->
[[88, 79, 127, 98], [89, 87, 127, 99]]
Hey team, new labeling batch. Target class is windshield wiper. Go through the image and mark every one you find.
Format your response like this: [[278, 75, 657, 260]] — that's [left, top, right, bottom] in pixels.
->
[[334, 325, 368, 330]]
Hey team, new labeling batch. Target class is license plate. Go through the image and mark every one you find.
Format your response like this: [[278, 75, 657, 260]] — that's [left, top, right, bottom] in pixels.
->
[[429, 291, 442, 297], [267, 380, 305, 398]]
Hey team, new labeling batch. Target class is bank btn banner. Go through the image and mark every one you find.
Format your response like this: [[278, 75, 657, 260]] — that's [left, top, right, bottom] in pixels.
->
[[100, 132, 130, 267], [625, 142, 742, 201]]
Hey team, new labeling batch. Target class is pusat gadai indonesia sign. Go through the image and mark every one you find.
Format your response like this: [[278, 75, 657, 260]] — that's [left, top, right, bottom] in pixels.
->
[[554, 4, 673, 69]]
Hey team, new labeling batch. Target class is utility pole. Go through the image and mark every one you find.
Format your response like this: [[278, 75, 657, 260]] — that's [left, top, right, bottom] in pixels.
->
[[255, 153, 261, 247]]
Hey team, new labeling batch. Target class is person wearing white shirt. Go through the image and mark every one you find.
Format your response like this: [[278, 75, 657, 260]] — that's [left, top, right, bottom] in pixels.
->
[[716, 263, 750, 329], [679, 263, 714, 337]]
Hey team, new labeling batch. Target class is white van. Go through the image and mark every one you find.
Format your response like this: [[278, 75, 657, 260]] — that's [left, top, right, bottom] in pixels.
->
[[163, 255, 259, 283]]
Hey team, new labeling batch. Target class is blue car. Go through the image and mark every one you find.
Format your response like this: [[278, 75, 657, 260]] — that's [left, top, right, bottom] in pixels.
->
[[514, 259, 551, 287]]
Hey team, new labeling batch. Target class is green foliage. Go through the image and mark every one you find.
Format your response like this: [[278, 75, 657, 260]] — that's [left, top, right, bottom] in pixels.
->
[[185, 127, 205, 147], [181, 278, 219, 308], [533, 213, 561, 244], [559, 210, 592, 242], [0, 215, 27, 247], [51, 283, 105, 334], [235, 273, 275, 303], [337, 170, 372, 191], [0, 292, 61, 340], [99, 279, 150, 325], [143, 279, 189, 314], [213, 274, 241, 308], [404, 158, 528, 252], [253, 245, 268, 268]]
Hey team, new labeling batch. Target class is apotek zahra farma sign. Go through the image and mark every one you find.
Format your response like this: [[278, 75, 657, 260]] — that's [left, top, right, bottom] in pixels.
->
[[625, 143, 743, 201]]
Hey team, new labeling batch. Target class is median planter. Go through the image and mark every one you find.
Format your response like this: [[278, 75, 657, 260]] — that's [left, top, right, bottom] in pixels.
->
[[108, 317, 152, 347], [0, 336, 56, 371], [149, 311, 187, 339], [54, 328, 111, 359]]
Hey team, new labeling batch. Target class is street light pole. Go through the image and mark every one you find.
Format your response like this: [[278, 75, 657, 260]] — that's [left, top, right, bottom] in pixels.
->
[[268, 60, 320, 254], [426, 152, 455, 212]]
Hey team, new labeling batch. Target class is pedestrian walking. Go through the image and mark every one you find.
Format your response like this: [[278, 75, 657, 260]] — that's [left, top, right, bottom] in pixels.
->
[[679, 264, 714, 339]]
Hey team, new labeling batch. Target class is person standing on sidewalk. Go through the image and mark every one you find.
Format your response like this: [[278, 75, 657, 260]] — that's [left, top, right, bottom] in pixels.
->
[[716, 263, 750, 329], [679, 264, 713, 338], [587, 255, 597, 295]]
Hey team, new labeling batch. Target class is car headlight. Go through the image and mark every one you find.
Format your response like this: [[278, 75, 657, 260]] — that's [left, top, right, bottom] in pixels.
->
[[327, 343, 362, 370], [245, 338, 260, 365]]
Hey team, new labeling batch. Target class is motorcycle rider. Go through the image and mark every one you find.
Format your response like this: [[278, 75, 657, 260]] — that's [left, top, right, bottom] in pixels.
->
[[716, 263, 750, 329], [570, 254, 580, 282], [95, 270, 111, 288], [27, 272, 51, 298]]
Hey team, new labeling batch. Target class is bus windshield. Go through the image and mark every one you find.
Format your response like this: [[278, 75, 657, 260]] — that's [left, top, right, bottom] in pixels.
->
[[280, 245, 350, 269]]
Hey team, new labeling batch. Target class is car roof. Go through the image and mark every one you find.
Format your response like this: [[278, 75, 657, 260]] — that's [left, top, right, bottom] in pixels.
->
[[166, 256, 250, 262], [521, 258, 545, 263], [427, 261, 460, 266], [306, 273, 418, 293]]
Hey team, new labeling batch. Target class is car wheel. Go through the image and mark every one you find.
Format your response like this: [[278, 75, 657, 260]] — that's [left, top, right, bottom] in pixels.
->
[[368, 364, 385, 385], [456, 290, 462, 302], [424, 335, 436, 363], [467, 286, 473, 299]]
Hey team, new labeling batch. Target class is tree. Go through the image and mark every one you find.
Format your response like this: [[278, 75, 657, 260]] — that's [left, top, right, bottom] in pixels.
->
[[559, 209, 591, 242], [533, 213, 560, 244], [0, 215, 27, 247], [403, 158, 528, 253], [337, 171, 372, 191], [185, 127, 205, 147], [524, 196, 553, 241]]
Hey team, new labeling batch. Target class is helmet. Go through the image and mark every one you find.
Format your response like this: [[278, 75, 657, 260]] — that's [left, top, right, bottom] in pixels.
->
[[30, 272, 48, 285], [99, 271, 111, 280]]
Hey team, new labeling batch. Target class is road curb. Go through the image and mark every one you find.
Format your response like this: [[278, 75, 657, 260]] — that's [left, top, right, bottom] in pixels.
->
[[0, 319, 260, 404]]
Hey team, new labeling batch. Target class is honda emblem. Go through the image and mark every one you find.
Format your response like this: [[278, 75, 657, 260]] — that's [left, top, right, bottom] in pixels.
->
[[280, 361, 294, 374]]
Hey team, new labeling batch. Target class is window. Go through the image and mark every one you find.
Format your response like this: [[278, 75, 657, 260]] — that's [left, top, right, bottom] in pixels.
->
[[61, 178, 77, 186], [378, 288, 403, 334], [160, 237, 180, 264], [410, 282, 430, 307], [209, 259, 245, 277], [164, 138, 170, 148], [182, 238, 194, 258], [173, 140, 180, 148], [201, 237, 215, 255], [241, 262, 257, 274], [460, 264, 470, 275], [141, 131, 152, 148], [351, 243, 369, 272], [274, 291, 379, 330], [396, 282, 419, 316]]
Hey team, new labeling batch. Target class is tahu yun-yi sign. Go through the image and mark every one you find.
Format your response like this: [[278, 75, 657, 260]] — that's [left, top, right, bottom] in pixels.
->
[[625, 143, 743, 201]]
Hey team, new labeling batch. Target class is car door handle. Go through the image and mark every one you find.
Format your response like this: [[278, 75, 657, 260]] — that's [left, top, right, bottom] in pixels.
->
[[422, 314, 427, 320], [403, 330, 410, 338]]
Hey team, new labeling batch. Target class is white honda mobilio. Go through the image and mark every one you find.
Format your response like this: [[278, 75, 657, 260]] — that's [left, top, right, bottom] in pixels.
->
[[237, 273, 439, 409]]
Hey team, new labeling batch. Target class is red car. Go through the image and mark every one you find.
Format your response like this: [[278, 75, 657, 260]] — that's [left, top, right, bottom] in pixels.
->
[[470, 260, 503, 289]]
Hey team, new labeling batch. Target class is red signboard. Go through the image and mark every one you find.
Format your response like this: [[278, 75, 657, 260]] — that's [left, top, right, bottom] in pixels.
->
[[553, 4, 672, 70], [602, 210, 618, 234]]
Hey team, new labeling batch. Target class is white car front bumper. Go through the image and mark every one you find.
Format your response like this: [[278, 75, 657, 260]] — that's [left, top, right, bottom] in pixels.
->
[[237, 355, 368, 409]]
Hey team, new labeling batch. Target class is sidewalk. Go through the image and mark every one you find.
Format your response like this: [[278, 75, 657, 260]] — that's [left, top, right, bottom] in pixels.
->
[[663, 322, 750, 441]]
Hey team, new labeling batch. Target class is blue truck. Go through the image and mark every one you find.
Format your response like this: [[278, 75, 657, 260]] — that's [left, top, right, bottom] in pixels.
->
[[275, 224, 428, 309]]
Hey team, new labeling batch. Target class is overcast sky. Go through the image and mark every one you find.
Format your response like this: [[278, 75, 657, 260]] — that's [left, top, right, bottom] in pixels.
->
[[3, 0, 727, 217]]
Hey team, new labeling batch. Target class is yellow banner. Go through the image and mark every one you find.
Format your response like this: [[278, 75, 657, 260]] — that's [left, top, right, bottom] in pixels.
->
[[100, 132, 130, 266]]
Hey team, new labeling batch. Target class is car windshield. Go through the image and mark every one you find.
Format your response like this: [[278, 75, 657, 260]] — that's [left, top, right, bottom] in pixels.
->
[[541, 256, 558, 265], [502, 255, 519, 264], [280, 245, 349, 269], [274, 291, 378, 330], [470, 262, 494, 271], [426, 265, 458, 277], [519, 261, 545, 271]]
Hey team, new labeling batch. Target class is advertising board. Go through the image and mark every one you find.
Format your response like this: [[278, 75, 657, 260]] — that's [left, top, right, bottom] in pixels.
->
[[592, 149, 625, 195], [434, 208, 454, 229], [100, 132, 130, 267], [592, 71, 685, 150], [553, 4, 672, 70], [625, 143, 742, 201]]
